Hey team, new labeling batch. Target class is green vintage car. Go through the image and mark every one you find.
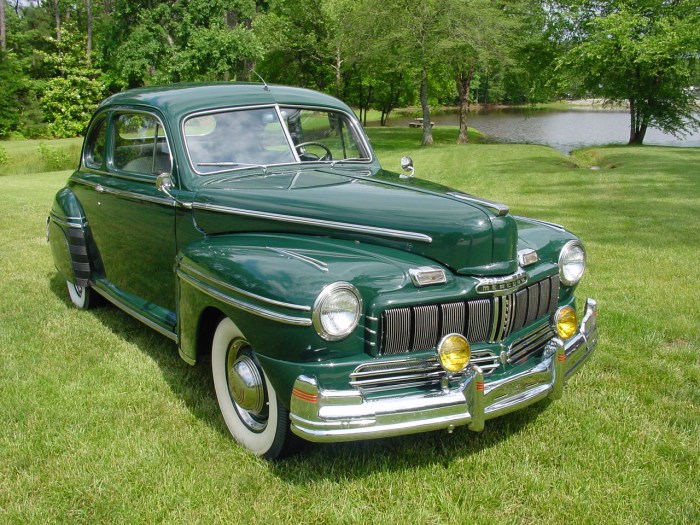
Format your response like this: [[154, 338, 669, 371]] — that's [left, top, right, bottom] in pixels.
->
[[48, 83, 598, 459]]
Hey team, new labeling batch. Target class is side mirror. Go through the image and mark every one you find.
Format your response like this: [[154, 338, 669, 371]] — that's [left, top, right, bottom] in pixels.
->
[[400, 156, 414, 178], [155, 173, 174, 194]]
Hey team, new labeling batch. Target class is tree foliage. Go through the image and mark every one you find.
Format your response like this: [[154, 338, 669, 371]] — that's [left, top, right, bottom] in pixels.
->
[[39, 23, 104, 138], [1, 0, 698, 143], [556, 0, 700, 144]]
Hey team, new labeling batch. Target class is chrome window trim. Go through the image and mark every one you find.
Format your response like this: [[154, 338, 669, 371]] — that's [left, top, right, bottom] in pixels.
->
[[107, 109, 174, 177], [177, 268, 312, 327], [83, 114, 108, 170], [192, 202, 433, 243], [182, 103, 374, 177], [178, 260, 311, 312]]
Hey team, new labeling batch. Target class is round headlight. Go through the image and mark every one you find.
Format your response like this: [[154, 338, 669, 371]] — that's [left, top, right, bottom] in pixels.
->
[[559, 240, 586, 287], [313, 282, 362, 341], [437, 334, 471, 373], [554, 306, 578, 340]]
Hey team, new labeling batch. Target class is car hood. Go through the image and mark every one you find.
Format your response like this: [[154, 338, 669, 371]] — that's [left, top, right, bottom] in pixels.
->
[[190, 167, 518, 276]]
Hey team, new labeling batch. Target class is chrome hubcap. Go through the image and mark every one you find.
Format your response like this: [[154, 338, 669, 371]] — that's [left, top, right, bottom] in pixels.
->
[[226, 341, 268, 432], [228, 355, 265, 413]]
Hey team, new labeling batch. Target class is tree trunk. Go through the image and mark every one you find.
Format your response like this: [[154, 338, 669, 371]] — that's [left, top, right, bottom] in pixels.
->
[[456, 65, 475, 144], [420, 65, 433, 146], [0, 0, 6, 54], [86, 0, 93, 59], [628, 98, 647, 144], [53, 0, 61, 41]]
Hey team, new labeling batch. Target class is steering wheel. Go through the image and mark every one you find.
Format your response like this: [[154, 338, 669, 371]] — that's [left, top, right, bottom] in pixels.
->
[[295, 141, 333, 161]]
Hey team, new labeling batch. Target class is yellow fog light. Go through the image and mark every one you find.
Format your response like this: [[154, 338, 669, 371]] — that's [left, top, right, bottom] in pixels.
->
[[554, 306, 578, 340], [437, 334, 471, 373]]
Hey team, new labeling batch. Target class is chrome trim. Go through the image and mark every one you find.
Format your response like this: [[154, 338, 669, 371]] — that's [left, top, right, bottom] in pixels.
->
[[268, 247, 329, 272], [177, 269, 312, 327], [104, 110, 174, 177], [49, 211, 83, 229], [312, 282, 362, 341], [475, 268, 528, 295], [178, 260, 310, 312], [448, 192, 509, 216], [290, 298, 598, 442], [408, 266, 447, 287], [558, 240, 586, 287], [183, 103, 374, 176], [73, 176, 176, 206], [517, 248, 539, 267], [193, 202, 433, 243], [92, 282, 178, 342], [515, 216, 567, 232], [507, 323, 554, 364]]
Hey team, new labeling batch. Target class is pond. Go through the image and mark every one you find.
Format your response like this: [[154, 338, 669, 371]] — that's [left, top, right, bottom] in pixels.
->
[[389, 108, 700, 153]]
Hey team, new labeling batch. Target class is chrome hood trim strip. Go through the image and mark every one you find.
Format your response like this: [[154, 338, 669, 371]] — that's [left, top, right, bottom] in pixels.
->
[[193, 202, 433, 243]]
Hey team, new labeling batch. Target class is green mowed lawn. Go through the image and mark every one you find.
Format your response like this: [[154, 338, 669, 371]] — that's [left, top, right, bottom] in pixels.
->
[[1, 130, 698, 524]]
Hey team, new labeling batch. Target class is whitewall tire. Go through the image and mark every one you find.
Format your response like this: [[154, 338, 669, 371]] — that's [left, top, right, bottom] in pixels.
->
[[211, 317, 296, 459], [66, 280, 96, 309]]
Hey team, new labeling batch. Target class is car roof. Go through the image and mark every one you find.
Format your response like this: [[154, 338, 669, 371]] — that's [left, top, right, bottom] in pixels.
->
[[98, 83, 355, 121]]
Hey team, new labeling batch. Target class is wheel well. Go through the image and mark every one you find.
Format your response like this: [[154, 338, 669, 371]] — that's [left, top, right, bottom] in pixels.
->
[[196, 307, 226, 360]]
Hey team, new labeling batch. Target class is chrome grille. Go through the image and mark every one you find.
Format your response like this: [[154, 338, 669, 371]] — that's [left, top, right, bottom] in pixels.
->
[[378, 275, 560, 355], [350, 350, 500, 393], [508, 323, 555, 364]]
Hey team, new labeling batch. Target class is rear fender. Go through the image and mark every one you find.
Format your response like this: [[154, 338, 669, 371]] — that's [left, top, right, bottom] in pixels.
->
[[48, 188, 99, 287]]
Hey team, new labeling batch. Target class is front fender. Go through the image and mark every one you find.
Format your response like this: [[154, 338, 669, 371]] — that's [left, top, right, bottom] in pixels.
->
[[176, 232, 445, 366]]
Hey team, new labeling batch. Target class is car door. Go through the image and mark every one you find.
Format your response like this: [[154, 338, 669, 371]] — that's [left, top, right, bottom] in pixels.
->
[[72, 110, 178, 332]]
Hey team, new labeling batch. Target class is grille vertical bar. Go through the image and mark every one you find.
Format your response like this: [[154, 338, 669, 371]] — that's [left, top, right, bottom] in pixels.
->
[[382, 307, 411, 355], [413, 305, 439, 351], [467, 299, 491, 343], [440, 302, 466, 336]]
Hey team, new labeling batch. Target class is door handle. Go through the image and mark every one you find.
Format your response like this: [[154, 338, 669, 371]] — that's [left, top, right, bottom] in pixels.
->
[[96, 184, 105, 193]]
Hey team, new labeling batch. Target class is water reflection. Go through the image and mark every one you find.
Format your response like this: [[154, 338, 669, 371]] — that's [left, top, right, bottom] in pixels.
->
[[390, 108, 700, 153]]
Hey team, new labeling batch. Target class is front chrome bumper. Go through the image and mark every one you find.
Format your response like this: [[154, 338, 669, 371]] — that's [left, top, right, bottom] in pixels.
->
[[290, 298, 598, 443]]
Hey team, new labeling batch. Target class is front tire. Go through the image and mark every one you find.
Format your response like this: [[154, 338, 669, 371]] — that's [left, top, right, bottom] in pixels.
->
[[211, 317, 296, 459]]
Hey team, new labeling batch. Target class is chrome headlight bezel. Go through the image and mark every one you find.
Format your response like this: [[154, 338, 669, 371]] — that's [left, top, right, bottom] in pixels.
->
[[558, 240, 586, 287], [312, 282, 362, 341]]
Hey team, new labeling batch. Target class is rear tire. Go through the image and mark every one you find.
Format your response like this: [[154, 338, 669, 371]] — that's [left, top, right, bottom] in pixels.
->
[[66, 280, 98, 310], [211, 317, 298, 459]]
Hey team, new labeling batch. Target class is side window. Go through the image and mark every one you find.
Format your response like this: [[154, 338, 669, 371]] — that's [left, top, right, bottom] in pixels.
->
[[83, 116, 107, 169], [111, 112, 172, 175]]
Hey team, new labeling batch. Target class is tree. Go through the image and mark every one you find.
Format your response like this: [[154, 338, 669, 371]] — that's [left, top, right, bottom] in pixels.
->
[[443, 0, 519, 143], [557, 0, 700, 144], [39, 22, 104, 137], [1, 0, 6, 53]]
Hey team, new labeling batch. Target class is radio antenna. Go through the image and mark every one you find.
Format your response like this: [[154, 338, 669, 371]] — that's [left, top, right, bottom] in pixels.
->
[[251, 70, 270, 91]]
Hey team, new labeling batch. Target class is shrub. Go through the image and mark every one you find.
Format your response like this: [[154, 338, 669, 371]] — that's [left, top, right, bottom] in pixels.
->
[[38, 142, 73, 171], [0, 145, 8, 166]]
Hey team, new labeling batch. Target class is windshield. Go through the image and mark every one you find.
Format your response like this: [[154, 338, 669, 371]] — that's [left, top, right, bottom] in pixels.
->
[[184, 106, 371, 175]]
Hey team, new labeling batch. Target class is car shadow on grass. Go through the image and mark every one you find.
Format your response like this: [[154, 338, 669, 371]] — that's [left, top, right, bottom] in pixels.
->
[[50, 272, 552, 478]]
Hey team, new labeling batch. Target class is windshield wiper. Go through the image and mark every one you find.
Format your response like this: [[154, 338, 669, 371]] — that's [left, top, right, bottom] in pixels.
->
[[197, 162, 269, 174]]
